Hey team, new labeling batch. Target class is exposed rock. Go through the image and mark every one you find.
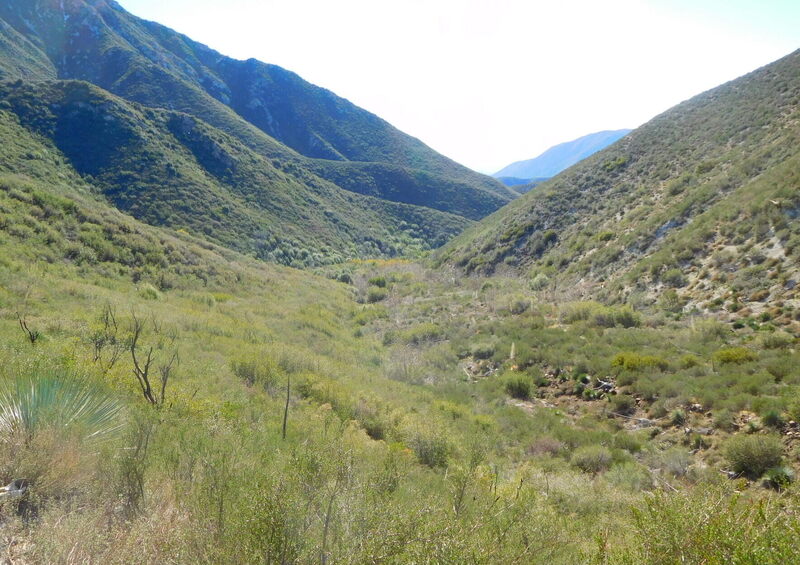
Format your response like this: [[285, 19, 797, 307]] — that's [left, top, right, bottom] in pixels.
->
[[0, 479, 29, 500]]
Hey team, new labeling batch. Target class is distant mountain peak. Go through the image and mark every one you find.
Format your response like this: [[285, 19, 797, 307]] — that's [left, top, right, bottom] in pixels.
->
[[494, 129, 632, 180]]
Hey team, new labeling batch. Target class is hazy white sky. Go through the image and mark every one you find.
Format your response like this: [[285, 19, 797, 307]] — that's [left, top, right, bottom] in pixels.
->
[[118, 0, 799, 173]]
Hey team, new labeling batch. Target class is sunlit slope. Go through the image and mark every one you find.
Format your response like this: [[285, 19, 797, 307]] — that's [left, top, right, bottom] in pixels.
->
[[441, 49, 800, 312]]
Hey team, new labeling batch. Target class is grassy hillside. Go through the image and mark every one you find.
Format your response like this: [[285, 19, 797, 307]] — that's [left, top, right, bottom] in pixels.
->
[[441, 50, 800, 328], [0, 86, 797, 559], [0, 0, 514, 229], [2, 4, 800, 562], [1, 188, 799, 561]]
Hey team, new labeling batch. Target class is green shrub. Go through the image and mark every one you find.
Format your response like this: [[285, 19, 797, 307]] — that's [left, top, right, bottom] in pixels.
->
[[613, 432, 643, 453], [138, 284, 161, 300], [582, 387, 601, 400], [659, 289, 685, 312], [366, 287, 388, 303], [713, 409, 737, 432], [680, 354, 700, 369], [697, 319, 731, 342], [399, 323, 443, 345], [352, 305, 389, 326], [654, 448, 691, 478], [671, 409, 687, 427], [470, 341, 496, 360], [765, 358, 793, 382], [594, 305, 641, 328], [724, 434, 783, 478], [760, 331, 794, 349], [713, 347, 757, 365], [762, 409, 784, 429], [560, 302, 641, 328], [605, 462, 653, 491], [611, 352, 669, 372], [610, 394, 637, 416], [231, 356, 282, 392], [627, 487, 800, 563], [530, 273, 550, 291], [408, 428, 449, 468], [501, 295, 530, 315], [662, 268, 687, 287], [504, 375, 531, 400], [368, 276, 387, 288], [570, 445, 612, 474], [764, 466, 795, 490]]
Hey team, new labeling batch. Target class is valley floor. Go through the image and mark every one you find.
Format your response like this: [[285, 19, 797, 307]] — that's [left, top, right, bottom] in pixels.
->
[[0, 238, 799, 562]]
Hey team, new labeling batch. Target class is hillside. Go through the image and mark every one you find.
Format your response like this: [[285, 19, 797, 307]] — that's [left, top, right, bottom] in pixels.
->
[[494, 129, 632, 180], [2, 3, 800, 562], [2, 137, 800, 561], [0, 0, 515, 263], [0, 79, 470, 266], [442, 50, 800, 327]]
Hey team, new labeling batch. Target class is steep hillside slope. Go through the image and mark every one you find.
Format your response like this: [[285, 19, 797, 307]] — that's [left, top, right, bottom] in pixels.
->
[[0, 0, 514, 224], [0, 80, 468, 266], [494, 129, 631, 180], [442, 50, 800, 318]]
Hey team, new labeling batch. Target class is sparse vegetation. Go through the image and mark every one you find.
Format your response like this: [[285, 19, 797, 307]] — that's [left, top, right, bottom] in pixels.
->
[[0, 2, 798, 562]]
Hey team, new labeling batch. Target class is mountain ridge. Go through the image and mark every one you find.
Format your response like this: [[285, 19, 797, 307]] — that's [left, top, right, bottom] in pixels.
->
[[0, 0, 513, 200], [0, 78, 471, 266], [0, 0, 514, 266]]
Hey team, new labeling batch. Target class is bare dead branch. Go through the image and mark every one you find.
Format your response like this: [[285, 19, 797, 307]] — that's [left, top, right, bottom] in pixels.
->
[[93, 303, 120, 364], [16, 312, 40, 345], [282, 374, 290, 440], [130, 312, 157, 405], [159, 350, 179, 406]]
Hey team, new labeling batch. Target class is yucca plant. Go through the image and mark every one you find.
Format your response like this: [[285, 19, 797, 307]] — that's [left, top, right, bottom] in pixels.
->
[[0, 374, 125, 445]]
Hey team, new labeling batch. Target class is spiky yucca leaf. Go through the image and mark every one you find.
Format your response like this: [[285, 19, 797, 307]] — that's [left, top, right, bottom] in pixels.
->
[[0, 375, 124, 443]]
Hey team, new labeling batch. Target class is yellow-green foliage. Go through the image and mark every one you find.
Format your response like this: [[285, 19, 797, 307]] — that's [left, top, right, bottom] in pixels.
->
[[619, 487, 800, 564], [714, 346, 757, 365], [571, 445, 613, 474], [612, 352, 670, 372]]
